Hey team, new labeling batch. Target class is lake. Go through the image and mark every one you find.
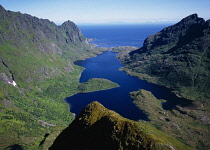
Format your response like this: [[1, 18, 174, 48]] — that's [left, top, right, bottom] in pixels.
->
[[66, 24, 188, 121]]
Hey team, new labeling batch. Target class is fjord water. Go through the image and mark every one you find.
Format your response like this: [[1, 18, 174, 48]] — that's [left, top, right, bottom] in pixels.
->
[[66, 24, 186, 121]]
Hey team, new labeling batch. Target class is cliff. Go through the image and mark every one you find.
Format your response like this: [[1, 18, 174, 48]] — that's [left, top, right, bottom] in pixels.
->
[[50, 101, 192, 150], [0, 5, 105, 149], [119, 14, 210, 101]]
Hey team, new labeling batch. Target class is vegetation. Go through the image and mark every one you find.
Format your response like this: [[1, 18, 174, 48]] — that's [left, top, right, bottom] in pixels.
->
[[111, 46, 138, 53], [77, 78, 119, 93], [1, 6, 209, 149], [118, 14, 210, 101], [130, 89, 210, 150], [50, 101, 192, 150], [0, 5, 106, 149], [115, 14, 210, 150]]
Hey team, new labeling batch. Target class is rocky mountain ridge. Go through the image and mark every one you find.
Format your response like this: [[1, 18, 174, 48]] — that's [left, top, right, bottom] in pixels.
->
[[119, 14, 210, 101]]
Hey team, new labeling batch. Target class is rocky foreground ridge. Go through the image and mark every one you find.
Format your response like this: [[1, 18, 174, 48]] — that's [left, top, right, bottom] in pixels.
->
[[50, 101, 191, 150], [119, 14, 210, 101]]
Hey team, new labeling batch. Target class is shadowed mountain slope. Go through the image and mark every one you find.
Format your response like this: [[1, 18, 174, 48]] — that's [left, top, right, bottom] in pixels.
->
[[50, 101, 192, 150], [119, 14, 210, 101]]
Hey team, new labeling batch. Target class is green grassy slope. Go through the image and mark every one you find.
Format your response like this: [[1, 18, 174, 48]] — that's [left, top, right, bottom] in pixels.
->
[[130, 89, 210, 150], [0, 5, 105, 149], [77, 78, 119, 93]]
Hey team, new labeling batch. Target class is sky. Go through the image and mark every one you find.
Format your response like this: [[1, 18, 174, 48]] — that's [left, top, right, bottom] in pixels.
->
[[0, 0, 210, 25]]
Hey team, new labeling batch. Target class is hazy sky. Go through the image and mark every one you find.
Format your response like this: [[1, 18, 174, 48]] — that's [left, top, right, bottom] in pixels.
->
[[0, 0, 209, 24]]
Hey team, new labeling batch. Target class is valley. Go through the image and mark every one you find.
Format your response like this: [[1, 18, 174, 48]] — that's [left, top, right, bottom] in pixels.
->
[[0, 5, 210, 150]]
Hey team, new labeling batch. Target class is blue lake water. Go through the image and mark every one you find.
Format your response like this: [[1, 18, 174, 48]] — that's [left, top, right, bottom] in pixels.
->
[[66, 24, 188, 121]]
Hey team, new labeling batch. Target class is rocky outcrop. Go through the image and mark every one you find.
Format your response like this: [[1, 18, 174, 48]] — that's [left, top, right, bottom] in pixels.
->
[[50, 101, 192, 150], [60, 20, 88, 44]]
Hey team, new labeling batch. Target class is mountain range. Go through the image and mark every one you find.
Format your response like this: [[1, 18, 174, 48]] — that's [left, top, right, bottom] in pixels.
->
[[0, 5, 209, 150]]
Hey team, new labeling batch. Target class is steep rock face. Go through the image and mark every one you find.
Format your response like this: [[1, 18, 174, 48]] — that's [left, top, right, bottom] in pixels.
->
[[50, 101, 192, 150], [122, 14, 210, 100], [60, 20, 88, 44]]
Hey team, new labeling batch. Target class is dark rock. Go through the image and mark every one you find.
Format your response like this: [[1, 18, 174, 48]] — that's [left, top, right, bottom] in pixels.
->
[[0, 5, 6, 13]]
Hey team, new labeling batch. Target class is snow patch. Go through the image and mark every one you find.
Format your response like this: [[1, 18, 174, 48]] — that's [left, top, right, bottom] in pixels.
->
[[8, 80, 17, 87], [169, 145, 175, 150]]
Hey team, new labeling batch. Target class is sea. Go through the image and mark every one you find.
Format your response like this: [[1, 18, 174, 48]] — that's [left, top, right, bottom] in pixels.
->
[[78, 24, 169, 47]]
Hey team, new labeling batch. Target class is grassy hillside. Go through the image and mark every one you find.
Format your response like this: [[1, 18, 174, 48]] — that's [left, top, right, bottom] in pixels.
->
[[0, 5, 106, 149], [50, 101, 192, 150], [130, 89, 210, 150]]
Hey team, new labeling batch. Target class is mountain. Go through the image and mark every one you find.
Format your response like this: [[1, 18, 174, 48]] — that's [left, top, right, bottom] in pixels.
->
[[119, 14, 210, 101], [0, 5, 105, 149], [50, 101, 192, 150]]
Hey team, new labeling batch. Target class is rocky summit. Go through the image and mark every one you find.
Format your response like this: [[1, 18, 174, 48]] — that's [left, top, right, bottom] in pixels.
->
[[50, 101, 191, 150]]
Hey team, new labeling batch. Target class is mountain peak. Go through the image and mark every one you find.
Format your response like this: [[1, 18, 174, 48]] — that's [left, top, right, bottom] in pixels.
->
[[178, 13, 205, 25], [61, 20, 77, 28], [184, 13, 198, 20], [0, 5, 6, 13], [140, 13, 206, 52], [60, 19, 87, 43], [83, 101, 104, 110], [50, 101, 191, 150]]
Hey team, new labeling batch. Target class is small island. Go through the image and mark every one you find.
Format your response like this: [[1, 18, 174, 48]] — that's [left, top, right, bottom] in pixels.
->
[[111, 46, 138, 53], [77, 78, 119, 93]]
